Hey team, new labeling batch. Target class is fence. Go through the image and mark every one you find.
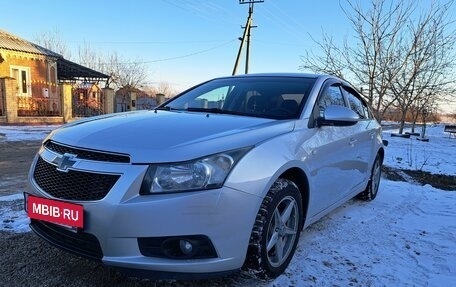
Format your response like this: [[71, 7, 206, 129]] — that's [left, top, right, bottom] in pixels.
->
[[17, 96, 61, 116], [13, 81, 62, 117], [135, 95, 158, 110], [72, 86, 104, 117]]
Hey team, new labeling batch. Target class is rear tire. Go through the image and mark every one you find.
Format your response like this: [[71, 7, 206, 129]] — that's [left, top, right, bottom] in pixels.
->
[[243, 178, 303, 279], [357, 155, 382, 201]]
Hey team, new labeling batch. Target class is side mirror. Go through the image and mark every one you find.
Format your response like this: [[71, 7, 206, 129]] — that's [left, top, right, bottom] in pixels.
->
[[317, 105, 359, 127]]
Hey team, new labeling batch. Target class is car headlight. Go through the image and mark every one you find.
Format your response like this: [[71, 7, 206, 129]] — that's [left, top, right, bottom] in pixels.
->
[[140, 147, 251, 194]]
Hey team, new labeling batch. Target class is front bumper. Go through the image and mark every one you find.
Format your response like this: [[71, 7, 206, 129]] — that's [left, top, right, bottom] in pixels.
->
[[27, 149, 262, 276]]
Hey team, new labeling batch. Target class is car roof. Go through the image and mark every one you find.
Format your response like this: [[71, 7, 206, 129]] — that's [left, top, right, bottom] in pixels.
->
[[230, 73, 358, 88], [215, 72, 335, 81]]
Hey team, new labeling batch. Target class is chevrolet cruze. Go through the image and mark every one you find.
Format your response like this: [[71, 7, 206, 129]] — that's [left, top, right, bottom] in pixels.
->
[[26, 73, 386, 279]]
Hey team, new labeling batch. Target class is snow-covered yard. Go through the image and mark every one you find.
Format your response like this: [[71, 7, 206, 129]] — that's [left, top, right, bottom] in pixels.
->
[[0, 123, 455, 286], [0, 125, 60, 142], [383, 123, 456, 176]]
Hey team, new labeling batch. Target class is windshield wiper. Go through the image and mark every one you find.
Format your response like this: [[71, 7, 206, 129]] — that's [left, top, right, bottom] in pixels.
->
[[186, 107, 226, 113], [154, 106, 184, 112], [157, 106, 253, 117], [155, 106, 233, 114], [185, 107, 251, 117]]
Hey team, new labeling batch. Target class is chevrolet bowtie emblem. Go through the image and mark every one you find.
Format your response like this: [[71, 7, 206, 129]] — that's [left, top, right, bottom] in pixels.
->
[[53, 153, 77, 172]]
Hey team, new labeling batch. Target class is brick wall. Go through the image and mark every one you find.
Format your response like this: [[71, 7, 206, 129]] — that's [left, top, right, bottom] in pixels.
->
[[0, 50, 58, 98], [0, 52, 47, 83]]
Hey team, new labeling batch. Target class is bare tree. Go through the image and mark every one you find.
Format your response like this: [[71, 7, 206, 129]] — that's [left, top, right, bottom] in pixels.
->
[[144, 82, 178, 104], [34, 30, 152, 92], [106, 53, 149, 90], [301, 0, 413, 119], [388, 1, 456, 133], [300, 0, 456, 126], [154, 81, 178, 98], [77, 41, 103, 71], [299, 33, 346, 79], [77, 43, 150, 90], [409, 92, 440, 136], [34, 29, 71, 59]]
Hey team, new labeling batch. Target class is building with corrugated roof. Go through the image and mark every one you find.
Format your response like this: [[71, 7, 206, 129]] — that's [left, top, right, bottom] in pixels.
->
[[0, 29, 111, 124]]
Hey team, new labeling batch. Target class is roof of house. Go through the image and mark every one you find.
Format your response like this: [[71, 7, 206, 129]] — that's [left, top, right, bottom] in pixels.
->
[[57, 58, 109, 82], [0, 29, 62, 58], [0, 29, 109, 81]]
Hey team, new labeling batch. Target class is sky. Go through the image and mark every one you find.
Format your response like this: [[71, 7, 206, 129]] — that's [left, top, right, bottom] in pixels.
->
[[1, 124, 455, 285], [1, 0, 353, 90], [1, 0, 455, 113]]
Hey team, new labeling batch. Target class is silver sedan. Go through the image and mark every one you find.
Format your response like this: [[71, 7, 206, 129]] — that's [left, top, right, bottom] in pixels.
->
[[26, 73, 386, 279]]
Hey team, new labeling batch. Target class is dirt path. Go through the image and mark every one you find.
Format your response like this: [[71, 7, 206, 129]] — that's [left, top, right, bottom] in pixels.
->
[[0, 141, 41, 196], [0, 141, 257, 286], [0, 231, 256, 287]]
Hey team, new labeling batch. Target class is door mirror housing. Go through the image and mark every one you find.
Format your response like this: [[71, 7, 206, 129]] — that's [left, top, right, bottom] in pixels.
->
[[317, 105, 359, 127]]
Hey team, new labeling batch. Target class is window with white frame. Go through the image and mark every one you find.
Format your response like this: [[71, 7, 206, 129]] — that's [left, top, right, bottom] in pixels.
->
[[10, 66, 31, 96]]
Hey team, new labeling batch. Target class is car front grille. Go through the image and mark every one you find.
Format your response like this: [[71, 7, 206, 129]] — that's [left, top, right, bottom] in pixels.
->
[[30, 219, 103, 260], [44, 140, 130, 163], [33, 157, 120, 201]]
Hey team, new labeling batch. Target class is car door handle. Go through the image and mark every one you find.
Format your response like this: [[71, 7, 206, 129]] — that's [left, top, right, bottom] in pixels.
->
[[349, 138, 358, 146]]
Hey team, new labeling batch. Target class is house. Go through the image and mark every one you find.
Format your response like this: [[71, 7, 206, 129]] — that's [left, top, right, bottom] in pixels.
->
[[115, 86, 161, 112], [0, 29, 111, 124]]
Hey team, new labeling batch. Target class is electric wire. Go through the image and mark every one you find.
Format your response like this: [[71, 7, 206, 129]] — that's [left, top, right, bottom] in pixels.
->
[[80, 38, 238, 65]]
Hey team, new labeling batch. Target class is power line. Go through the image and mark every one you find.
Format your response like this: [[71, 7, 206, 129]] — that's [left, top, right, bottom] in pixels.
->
[[253, 39, 313, 47], [68, 39, 231, 45], [143, 38, 237, 63], [259, 4, 307, 42], [160, 0, 239, 26], [80, 38, 237, 66], [268, 1, 308, 34]]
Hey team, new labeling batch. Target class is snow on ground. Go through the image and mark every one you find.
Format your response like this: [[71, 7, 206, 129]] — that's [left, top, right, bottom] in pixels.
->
[[382, 124, 456, 176], [0, 125, 60, 142], [0, 193, 30, 233], [271, 180, 456, 286], [1, 125, 59, 233], [0, 123, 455, 286]]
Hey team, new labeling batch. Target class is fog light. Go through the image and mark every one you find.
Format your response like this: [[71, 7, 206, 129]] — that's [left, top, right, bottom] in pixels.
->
[[138, 235, 217, 259], [179, 239, 193, 255]]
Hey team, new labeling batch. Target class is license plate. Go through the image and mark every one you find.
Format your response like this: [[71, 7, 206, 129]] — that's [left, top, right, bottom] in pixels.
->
[[25, 194, 84, 229]]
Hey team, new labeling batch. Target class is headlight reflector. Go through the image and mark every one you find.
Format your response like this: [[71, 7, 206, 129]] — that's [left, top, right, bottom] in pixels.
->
[[140, 148, 250, 194], [153, 162, 211, 191]]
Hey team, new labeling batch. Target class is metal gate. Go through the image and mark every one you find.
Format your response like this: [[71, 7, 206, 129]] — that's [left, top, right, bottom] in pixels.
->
[[72, 83, 103, 117]]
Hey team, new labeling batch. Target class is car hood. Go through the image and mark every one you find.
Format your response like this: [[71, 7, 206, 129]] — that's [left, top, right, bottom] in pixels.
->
[[48, 110, 295, 163]]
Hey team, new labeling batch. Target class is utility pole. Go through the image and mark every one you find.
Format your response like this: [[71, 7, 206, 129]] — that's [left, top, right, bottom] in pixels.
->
[[232, 0, 264, 75]]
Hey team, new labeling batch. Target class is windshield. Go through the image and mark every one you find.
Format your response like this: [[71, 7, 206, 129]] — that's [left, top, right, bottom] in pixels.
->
[[163, 76, 316, 119]]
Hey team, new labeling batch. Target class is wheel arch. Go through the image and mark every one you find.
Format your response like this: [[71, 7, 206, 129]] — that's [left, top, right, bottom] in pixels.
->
[[279, 167, 310, 229], [377, 147, 385, 163]]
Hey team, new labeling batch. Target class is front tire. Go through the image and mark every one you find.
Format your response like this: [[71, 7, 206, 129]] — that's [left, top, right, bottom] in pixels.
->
[[244, 178, 303, 279], [357, 155, 382, 201]]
